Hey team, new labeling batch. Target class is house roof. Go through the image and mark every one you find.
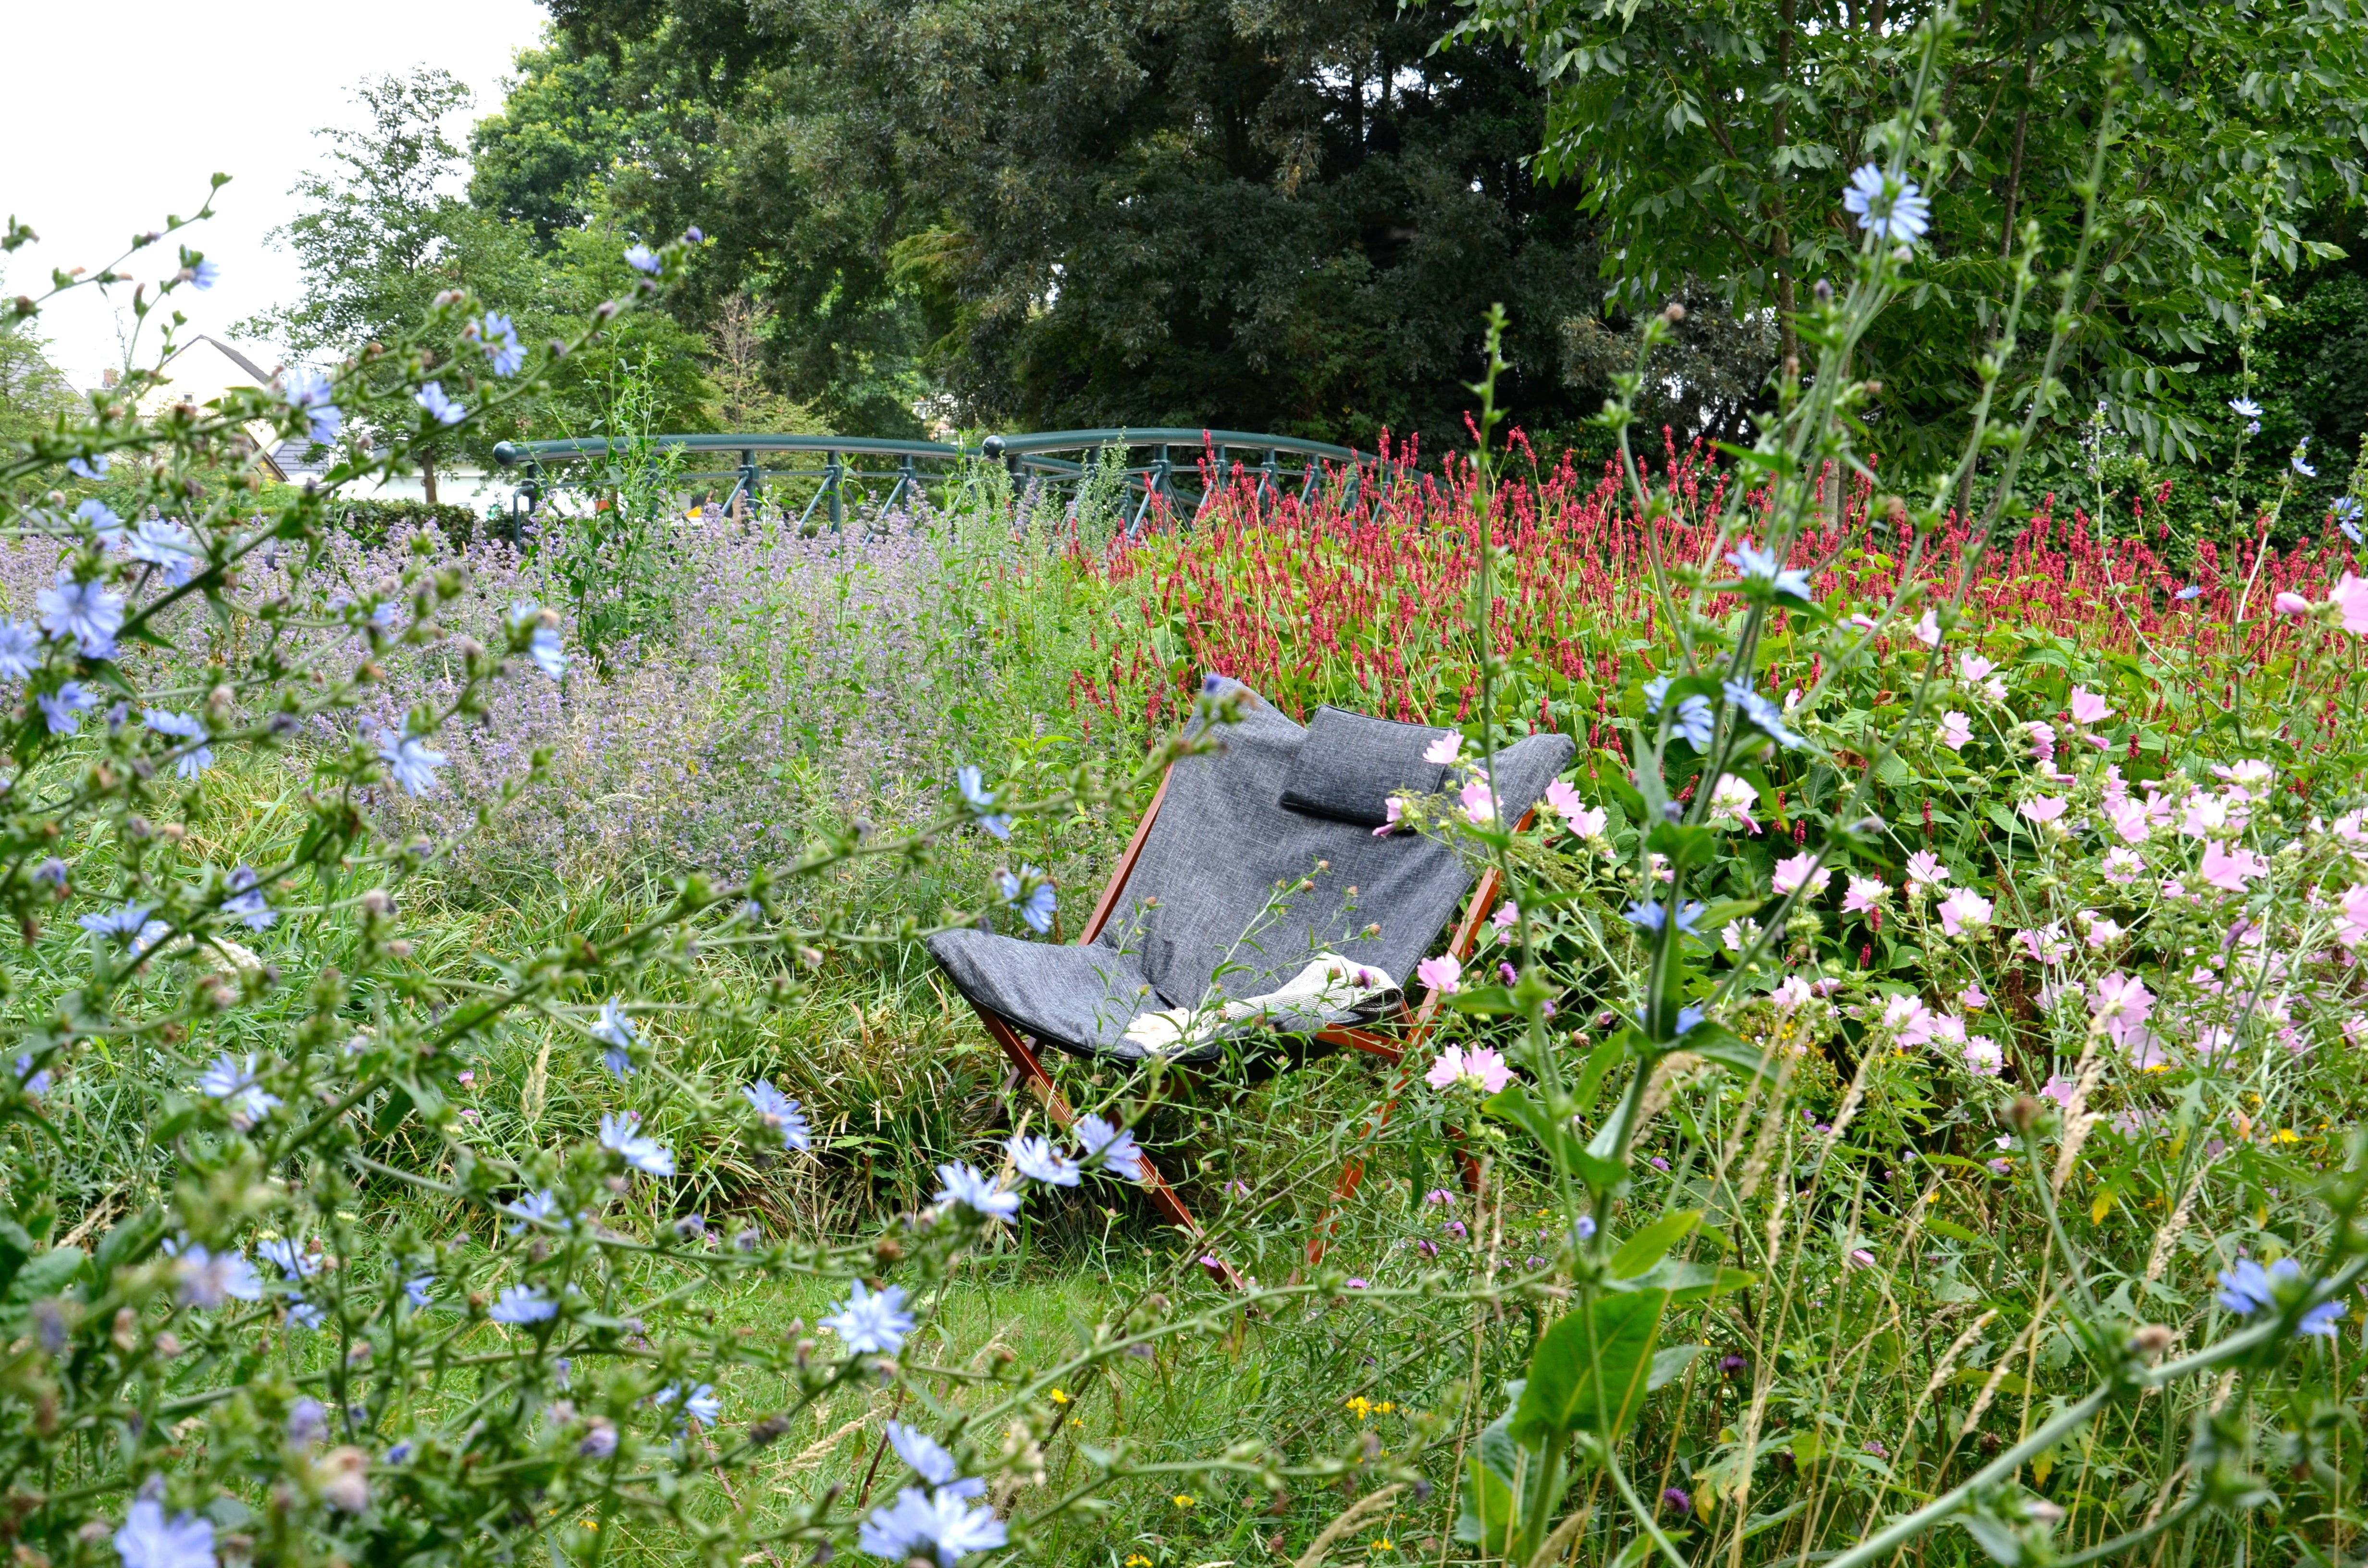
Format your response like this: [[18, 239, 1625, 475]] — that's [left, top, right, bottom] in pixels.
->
[[136, 335, 289, 480]]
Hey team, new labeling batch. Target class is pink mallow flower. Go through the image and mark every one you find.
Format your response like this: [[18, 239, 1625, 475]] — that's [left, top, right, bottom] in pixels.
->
[[2018, 795, 2070, 829], [1842, 875, 1888, 916], [1543, 778, 1605, 841], [2026, 721, 2057, 762], [2335, 884, 2368, 949], [1936, 888, 1993, 937], [1880, 993, 1936, 1048], [1416, 954, 1463, 994], [1459, 779, 1499, 824], [2068, 686, 2112, 726], [2089, 972, 2154, 1031], [2198, 839, 2267, 892], [1372, 797, 1407, 837], [1939, 710, 1973, 751], [1426, 1044, 1512, 1093], [1905, 851, 1948, 896], [1773, 853, 1830, 898], [2039, 1074, 2079, 1107], [2274, 590, 2313, 615], [2102, 848, 2146, 884], [2106, 798, 2150, 845], [1962, 1038, 2004, 1076], [2330, 572, 2368, 635], [1423, 733, 1464, 765]]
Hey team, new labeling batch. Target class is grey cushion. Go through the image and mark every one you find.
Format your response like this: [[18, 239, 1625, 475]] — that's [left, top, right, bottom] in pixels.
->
[[1278, 706, 1451, 826], [929, 680, 1577, 1064]]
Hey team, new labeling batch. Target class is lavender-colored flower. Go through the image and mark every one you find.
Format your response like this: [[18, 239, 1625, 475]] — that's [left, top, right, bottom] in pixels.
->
[[1074, 1113, 1147, 1182], [39, 682, 96, 735], [1724, 679, 1802, 750], [225, 866, 274, 931], [741, 1079, 810, 1151], [655, 1382, 721, 1425], [475, 312, 526, 377], [188, 258, 220, 291], [68, 454, 109, 481], [599, 1111, 675, 1176], [128, 518, 198, 581], [933, 1161, 1021, 1224], [887, 1422, 984, 1496], [33, 859, 66, 890], [79, 901, 152, 941], [283, 368, 342, 444], [1727, 542, 1812, 601], [404, 1274, 435, 1309], [113, 1496, 215, 1568], [624, 244, 661, 273], [15, 1054, 49, 1097], [197, 1052, 282, 1122], [578, 1421, 617, 1458], [38, 572, 123, 659], [375, 729, 449, 796], [1672, 693, 1714, 749], [286, 1398, 327, 1446], [488, 1285, 556, 1324], [590, 999, 636, 1077], [257, 1238, 318, 1279], [504, 1189, 563, 1233], [0, 619, 39, 683], [1842, 163, 1931, 243], [956, 765, 1011, 838], [74, 497, 125, 544], [1006, 1132, 1079, 1186], [415, 382, 465, 426], [996, 865, 1056, 933], [859, 1486, 1007, 1565], [172, 1243, 264, 1309], [820, 1280, 913, 1355], [144, 710, 214, 778], [510, 600, 567, 678]]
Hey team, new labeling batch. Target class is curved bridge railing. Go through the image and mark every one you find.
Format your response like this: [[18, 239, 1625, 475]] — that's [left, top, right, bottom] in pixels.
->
[[491, 428, 1398, 533]]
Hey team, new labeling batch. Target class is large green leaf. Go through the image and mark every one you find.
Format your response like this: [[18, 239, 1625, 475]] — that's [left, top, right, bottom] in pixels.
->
[[1453, 1411, 1528, 1553], [1512, 1289, 1667, 1445], [1483, 1083, 1626, 1188], [1611, 1209, 1702, 1279], [1684, 1022, 1778, 1081]]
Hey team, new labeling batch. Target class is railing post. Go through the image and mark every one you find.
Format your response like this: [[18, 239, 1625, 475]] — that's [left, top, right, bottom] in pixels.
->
[[826, 450, 844, 531], [733, 449, 757, 524]]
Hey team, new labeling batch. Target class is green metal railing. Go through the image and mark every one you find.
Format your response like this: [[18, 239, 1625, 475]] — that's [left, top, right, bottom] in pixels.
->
[[490, 428, 1398, 532]]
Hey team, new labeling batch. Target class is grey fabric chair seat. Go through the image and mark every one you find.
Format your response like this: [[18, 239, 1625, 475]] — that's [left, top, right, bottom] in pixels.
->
[[929, 681, 1578, 1066]]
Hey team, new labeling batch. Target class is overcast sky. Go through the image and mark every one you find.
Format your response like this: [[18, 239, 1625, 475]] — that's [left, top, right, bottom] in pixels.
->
[[3, 0, 551, 391]]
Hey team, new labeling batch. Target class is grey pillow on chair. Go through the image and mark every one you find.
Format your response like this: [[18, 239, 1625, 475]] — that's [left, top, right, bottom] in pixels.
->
[[1277, 705, 1452, 827]]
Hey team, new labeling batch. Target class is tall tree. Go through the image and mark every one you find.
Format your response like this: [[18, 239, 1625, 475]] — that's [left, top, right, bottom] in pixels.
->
[[255, 67, 715, 499], [491, 0, 1610, 454], [1444, 0, 2368, 468]]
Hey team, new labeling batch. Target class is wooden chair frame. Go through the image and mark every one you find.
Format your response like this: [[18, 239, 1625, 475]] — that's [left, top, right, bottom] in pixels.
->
[[958, 766, 1522, 1285]]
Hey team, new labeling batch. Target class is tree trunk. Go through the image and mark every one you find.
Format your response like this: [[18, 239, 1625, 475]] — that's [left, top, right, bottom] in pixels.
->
[[422, 455, 439, 507]]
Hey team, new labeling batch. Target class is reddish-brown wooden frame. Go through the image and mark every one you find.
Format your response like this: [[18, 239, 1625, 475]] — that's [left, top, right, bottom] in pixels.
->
[[953, 762, 1522, 1286]]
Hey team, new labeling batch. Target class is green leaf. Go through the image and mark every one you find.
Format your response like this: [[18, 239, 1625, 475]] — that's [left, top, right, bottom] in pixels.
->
[[1485, 1083, 1627, 1189], [1453, 1411, 1528, 1553], [1512, 1288, 1667, 1444], [1926, 1217, 1981, 1244], [2, 1247, 86, 1311], [1682, 1023, 1776, 1081], [1611, 1209, 1702, 1279], [1645, 820, 1717, 870], [1646, 1343, 1705, 1392], [1571, 1032, 1627, 1118]]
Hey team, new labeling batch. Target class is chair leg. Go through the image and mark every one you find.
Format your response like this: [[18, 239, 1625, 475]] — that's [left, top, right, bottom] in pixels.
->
[[969, 1003, 1241, 1288]]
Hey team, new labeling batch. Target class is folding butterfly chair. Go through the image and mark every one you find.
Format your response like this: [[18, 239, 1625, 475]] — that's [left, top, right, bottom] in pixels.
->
[[926, 679, 1575, 1281]]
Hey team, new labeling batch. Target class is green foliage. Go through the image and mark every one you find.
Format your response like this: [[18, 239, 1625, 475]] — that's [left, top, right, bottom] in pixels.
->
[[494, 0, 1606, 454], [0, 324, 77, 449], [250, 67, 717, 489], [1446, 0, 2368, 469]]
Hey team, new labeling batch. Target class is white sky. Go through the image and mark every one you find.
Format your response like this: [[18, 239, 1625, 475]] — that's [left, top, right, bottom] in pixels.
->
[[2, 0, 551, 391]]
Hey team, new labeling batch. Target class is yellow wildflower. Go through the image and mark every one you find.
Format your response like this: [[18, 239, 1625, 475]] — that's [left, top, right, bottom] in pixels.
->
[[1172, 1494, 1196, 1509], [1049, 1388, 1070, 1404]]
